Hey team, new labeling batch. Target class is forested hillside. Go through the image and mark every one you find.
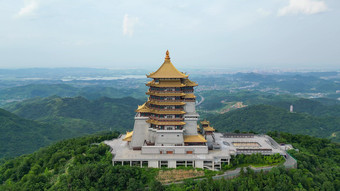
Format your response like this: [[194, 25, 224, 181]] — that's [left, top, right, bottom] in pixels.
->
[[0, 96, 143, 158], [0, 109, 72, 159], [207, 105, 340, 142], [0, 132, 339, 190], [198, 90, 340, 117], [4, 96, 142, 133], [168, 132, 340, 190]]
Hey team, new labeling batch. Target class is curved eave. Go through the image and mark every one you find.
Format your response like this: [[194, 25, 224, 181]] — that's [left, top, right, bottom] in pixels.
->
[[183, 94, 196, 99], [204, 126, 215, 132], [123, 131, 133, 141], [146, 91, 186, 96], [151, 110, 186, 115], [184, 79, 198, 87], [200, 120, 210, 125], [146, 119, 185, 126], [135, 102, 151, 113], [148, 100, 185, 106], [146, 81, 186, 87], [184, 134, 207, 143]]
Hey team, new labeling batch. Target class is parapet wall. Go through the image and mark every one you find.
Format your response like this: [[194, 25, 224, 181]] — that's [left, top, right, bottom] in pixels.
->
[[142, 145, 208, 154]]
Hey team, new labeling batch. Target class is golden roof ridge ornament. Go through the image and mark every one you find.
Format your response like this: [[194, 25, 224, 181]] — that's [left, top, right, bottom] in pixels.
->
[[165, 50, 170, 60]]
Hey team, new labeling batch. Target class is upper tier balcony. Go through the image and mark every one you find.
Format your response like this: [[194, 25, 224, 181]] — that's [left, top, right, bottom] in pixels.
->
[[149, 116, 184, 121], [149, 98, 184, 102], [146, 91, 186, 97]]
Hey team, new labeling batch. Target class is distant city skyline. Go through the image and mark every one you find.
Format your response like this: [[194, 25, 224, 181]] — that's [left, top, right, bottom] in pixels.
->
[[0, 0, 339, 70]]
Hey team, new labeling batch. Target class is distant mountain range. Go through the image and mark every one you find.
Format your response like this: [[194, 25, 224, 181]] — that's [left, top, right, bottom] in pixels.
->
[[0, 84, 146, 106]]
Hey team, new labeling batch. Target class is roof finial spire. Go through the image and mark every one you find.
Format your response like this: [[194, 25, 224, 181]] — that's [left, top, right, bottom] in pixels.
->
[[165, 50, 170, 60]]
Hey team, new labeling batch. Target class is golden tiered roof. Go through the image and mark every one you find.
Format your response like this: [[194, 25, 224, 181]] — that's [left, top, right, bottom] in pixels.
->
[[200, 119, 210, 125], [123, 131, 133, 141], [146, 119, 185, 126], [184, 79, 198, 87], [151, 110, 186, 115], [183, 94, 196, 99], [147, 50, 188, 79], [146, 80, 185, 87], [200, 119, 215, 132], [184, 134, 207, 143], [146, 91, 186, 97], [148, 100, 185, 106], [136, 103, 186, 114], [204, 126, 215, 132], [136, 103, 150, 113], [146, 79, 198, 87]]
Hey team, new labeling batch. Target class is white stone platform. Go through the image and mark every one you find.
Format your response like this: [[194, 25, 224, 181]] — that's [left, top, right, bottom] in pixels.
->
[[104, 132, 286, 169]]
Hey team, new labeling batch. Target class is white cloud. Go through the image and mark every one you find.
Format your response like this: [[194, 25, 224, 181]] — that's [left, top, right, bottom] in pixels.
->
[[122, 14, 139, 36], [257, 8, 271, 16], [16, 0, 39, 18], [278, 0, 328, 16]]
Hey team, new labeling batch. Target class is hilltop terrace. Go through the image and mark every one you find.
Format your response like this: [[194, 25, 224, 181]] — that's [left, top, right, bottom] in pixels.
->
[[104, 132, 286, 170]]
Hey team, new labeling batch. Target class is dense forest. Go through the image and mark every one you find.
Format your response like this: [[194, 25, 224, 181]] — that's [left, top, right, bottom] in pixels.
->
[[0, 96, 143, 158], [0, 132, 339, 190], [5, 96, 142, 133], [207, 105, 340, 142], [0, 108, 73, 159]]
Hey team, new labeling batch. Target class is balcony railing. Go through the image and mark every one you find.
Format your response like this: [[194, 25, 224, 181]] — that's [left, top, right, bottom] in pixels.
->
[[149, 108, 184, 111], [147, 90, 184, 94], [149, 98, 184, 102], [149, 116, 184, 121]]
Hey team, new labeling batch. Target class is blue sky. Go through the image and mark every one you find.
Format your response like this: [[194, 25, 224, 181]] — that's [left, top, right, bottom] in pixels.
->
[[0, 0, 339, 70]]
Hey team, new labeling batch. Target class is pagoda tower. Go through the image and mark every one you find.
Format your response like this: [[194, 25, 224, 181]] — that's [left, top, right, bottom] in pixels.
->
[[127, 50, 205, 150]]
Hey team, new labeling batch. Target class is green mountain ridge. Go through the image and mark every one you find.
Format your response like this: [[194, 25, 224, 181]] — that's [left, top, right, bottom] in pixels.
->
[[208, 105, 340, 142], [4, 96, 142, 132], [0, 96, 143, 159], [0, 108, 73, 159]]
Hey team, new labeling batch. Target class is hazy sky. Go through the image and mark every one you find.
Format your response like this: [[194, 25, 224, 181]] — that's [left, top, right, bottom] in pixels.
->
[[0, 0, 339, 70]]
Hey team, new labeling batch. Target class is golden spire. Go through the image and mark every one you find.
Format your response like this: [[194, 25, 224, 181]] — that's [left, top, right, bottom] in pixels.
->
[[165, 50, 170, 60]]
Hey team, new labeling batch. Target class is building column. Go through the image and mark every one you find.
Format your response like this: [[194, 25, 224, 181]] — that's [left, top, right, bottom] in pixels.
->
[[228, 158, 230, 165], [212, 161, 214, 170], [130, 161, 132, 166], [121, 161, 123, 165], [185, 161, 187, 167], [140, 161, 142, 168]]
